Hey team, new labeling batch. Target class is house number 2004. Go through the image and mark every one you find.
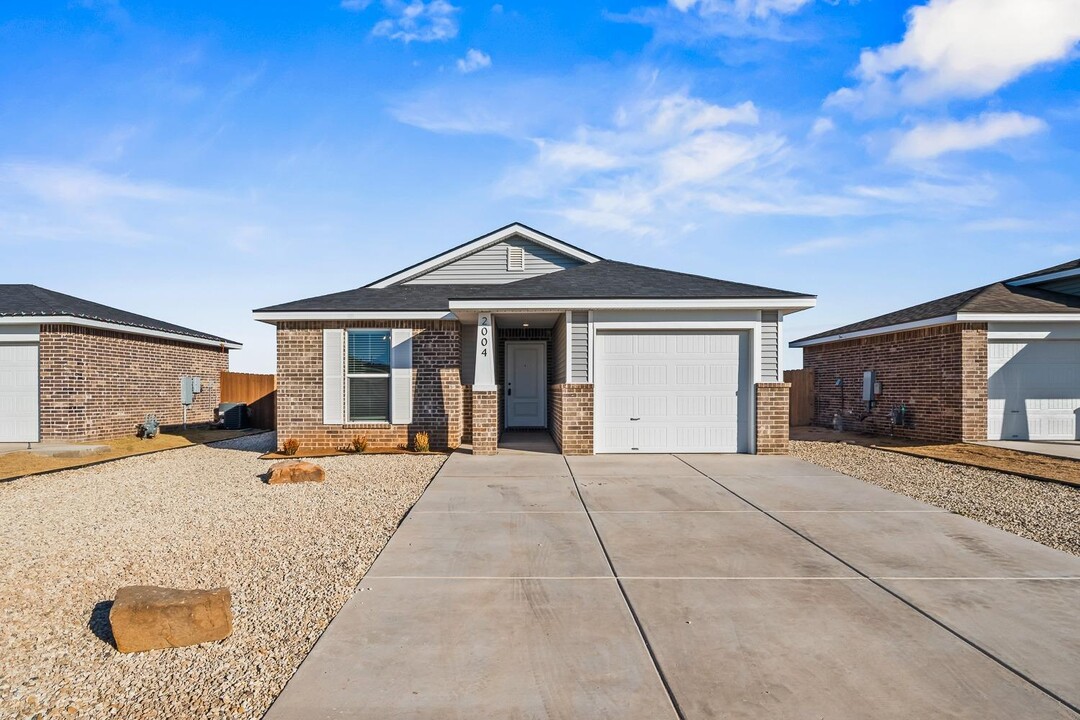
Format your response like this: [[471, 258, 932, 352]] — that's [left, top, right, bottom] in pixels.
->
[[479, 317, 490, 356]]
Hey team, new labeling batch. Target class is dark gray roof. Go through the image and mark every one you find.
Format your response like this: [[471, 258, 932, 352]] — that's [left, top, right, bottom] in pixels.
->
[[256, 260, 814, 313], [0, 285, 238, 345], [794, 260, 1080, 345]]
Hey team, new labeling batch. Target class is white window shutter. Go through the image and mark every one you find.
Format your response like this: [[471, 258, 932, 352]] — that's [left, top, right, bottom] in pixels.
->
[[390, 329, 413, 425], [322, 329, 344, 425]]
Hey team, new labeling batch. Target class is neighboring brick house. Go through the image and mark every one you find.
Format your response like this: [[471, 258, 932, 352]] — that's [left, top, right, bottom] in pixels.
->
[[791, 260, 1080, 443], [255, 223, 816, 456], [0, 285, 240, 443]]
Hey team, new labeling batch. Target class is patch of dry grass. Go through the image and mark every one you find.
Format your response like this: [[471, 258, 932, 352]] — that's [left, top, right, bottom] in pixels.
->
[[0, 428, 269, 481]]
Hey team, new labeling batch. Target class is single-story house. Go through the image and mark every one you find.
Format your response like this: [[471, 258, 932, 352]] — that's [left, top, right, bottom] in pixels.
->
[[0, 285, 241, 444], [254, 223, 815, 455], [791, 259, 1080, 443]]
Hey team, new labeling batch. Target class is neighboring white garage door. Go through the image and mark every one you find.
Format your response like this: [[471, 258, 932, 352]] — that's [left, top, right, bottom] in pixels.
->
[[594, 331, 749, 453], [988, 340, 1080, 441], [0, 343, 40, 443]]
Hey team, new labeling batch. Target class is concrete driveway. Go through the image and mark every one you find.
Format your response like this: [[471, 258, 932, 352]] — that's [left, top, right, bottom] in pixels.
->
[[265, 450, 1080, 720]]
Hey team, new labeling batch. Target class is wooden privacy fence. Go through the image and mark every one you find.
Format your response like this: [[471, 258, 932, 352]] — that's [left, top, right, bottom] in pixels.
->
[[784, 369, 815, 427], [220, 371, 277, 429]]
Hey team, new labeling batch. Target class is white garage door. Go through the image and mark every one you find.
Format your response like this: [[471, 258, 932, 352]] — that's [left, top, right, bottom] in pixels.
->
[[595, 331, 749, 453], [0, 343, 40, 443], [988, 340, 1080, 441]]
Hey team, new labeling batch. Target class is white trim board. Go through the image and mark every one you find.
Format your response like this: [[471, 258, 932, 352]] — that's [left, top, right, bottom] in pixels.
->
[[1008, 267, 1080, 287], [0, 316, 239, 349], [366, 224, 602, 288], [790, 312, 1080, 348], [450, 298, 816, 312], [254, 311, 454, 322]]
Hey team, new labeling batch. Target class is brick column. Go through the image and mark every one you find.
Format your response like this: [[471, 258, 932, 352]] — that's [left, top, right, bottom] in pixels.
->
[[552, 384, 594, 455], [471, 389, 499, 456], [755, 382, 790, 455]]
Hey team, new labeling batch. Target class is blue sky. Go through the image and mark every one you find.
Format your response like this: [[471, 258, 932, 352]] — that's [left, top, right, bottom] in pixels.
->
[[2, 0, 1078, 372]]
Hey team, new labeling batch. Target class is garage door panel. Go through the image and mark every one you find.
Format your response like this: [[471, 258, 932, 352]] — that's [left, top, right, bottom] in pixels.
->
[[596, 331, 748, 454], [676, 365, 705, 385], [0, 343, 39, 443], [987, 340, 1080, 441]]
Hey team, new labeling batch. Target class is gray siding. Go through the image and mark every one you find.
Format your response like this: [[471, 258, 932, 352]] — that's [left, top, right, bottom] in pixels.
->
[[570, 311, 589, 382], [551, 313, 568, 384], [1037, 276, 1080, 297], [460, 323, 477, 385], [403, 237, 584, 285], [761, 311, 780, 382]]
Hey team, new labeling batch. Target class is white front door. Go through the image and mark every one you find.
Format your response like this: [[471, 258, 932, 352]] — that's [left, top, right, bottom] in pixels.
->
[[595, 331, 749, 453], [0, 343, 40, 443], [988, 340, 1080, 441], [505, 341, 546, 428]]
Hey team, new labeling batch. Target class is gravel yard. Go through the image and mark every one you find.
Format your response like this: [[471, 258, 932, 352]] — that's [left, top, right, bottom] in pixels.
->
[[792, 440, 1080, 556], [0, 433, 444, 719]]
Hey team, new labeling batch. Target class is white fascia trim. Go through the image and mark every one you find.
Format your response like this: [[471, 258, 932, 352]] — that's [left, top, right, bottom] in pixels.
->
[[1007, 268, 1080, 287], [254, 311, 455, 322], [789, 315, 958, 348], [367, 224, 602, 288], [450, 298, 817, 311], [0, 315, 240, 349], [956, 312, 1080, 322]]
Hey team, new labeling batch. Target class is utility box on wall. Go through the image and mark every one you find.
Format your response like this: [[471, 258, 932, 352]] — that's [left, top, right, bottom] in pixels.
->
[[863, 370, 880, 409]]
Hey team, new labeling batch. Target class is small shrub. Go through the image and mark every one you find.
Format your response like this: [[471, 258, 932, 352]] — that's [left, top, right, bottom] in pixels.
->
[[282, 438, 300, 456], [348, 434, 368, 453], [412, 432, 430, 453]]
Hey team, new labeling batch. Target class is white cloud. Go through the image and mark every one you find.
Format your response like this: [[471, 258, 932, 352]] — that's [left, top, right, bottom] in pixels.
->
[[809, 117, 835, 137], [495, 91, 797, 233], [782, 236, 858, 255], [669, 0, 811, 19], [372, 0, 459, 43], [830, 0, 1080, 109], [456, 49, 492, 74], [890, 112, 1047, 160]]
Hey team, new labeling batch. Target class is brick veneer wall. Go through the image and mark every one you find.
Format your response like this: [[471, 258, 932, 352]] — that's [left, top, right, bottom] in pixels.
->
[[472, 389, 499, 455], [461, 384, 473, 444], [801, 323, 988, 443], [38, 324, 229, 442], [275, 320, 462, 452], [755, 382, 790, 455], [550, 383, 593, 455]]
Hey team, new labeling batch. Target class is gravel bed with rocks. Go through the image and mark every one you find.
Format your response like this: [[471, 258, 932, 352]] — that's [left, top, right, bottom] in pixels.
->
[[791, 440, 1080, 556], [0, 432, 445, 719]]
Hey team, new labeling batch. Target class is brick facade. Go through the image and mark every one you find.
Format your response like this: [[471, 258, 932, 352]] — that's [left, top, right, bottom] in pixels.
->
[[471, 389, 499, 455], [38, 324, 229, 442], [461, 384, 473, 444], [801, 323, 988, 443], [550, 383, 594, 455], [755, 382, 790, 455], [275, 320, 462, 452]]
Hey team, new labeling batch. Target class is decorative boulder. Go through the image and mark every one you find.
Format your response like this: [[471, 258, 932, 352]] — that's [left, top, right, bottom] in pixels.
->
[[267, 460, 325, 484], [109, 585, 232, 653]]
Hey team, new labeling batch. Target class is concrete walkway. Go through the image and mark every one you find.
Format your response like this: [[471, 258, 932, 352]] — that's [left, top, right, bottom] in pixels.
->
[[265, 450, 1080, 720]]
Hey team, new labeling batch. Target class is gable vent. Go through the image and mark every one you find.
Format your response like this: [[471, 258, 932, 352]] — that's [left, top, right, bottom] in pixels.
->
[[506, 246, 525, 272]]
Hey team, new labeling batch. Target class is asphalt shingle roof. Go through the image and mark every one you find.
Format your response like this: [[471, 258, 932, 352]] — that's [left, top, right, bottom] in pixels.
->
[[255, 260, 815, 313], [793, 260, 1080, 345], [0, 285, 238, 345]]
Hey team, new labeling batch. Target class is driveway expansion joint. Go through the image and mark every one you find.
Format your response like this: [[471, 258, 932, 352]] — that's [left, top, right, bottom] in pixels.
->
[[674, 454, 1080, 717], [563, 455, 688, 720]]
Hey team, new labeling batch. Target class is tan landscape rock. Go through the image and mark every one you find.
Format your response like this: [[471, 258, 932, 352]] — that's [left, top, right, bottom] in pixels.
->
[[267, 460, 325, 484], [109, 585, 232, 653]]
